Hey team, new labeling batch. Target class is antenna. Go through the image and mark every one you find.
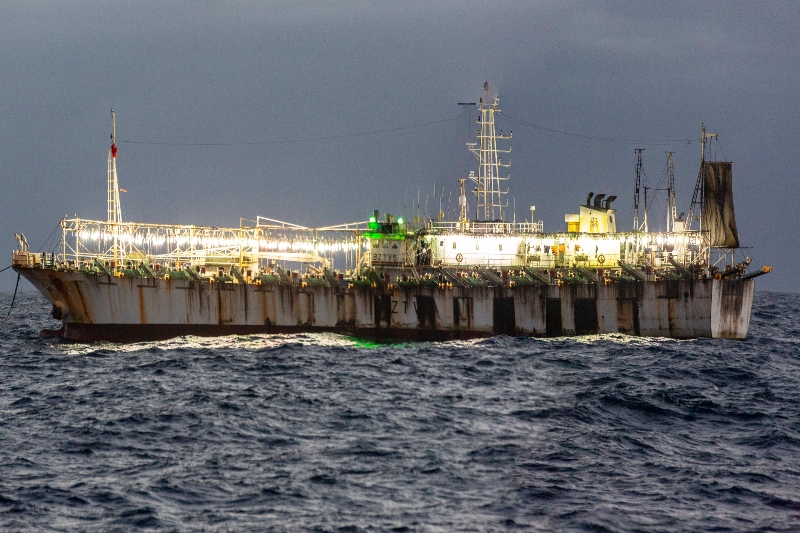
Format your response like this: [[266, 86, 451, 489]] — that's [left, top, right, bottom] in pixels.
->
[[666, 151, 677, 232], [633, 149, 644, 231], [458, 178, 467, 224], [642, 186, 649, 233]]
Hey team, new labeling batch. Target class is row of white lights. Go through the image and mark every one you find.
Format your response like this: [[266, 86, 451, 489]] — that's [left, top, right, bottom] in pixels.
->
[[76, 231, 364, 252], [440, 233, 696, 246]]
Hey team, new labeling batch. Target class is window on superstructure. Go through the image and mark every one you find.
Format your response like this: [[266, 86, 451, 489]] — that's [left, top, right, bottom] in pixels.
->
[[453, 242, 457, 249]]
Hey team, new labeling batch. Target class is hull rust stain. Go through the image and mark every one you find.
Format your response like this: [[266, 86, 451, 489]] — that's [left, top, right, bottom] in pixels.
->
[[16, 267, 754, 342]]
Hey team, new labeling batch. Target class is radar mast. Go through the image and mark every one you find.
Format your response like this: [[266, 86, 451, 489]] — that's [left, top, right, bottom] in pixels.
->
[[468, 82, 512, 221]]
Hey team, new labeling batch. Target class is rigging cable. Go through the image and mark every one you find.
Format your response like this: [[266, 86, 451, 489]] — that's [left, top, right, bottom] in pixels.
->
[[38, 223, 62, 254], [0, 272, 21, 334], [121, 112, 695, 149], [122, 117, 458, 147], [499, 113, 692, 146]]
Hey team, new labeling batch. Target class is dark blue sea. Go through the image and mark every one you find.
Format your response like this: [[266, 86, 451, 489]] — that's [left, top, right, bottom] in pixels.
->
[[0, 290, 798, 532]]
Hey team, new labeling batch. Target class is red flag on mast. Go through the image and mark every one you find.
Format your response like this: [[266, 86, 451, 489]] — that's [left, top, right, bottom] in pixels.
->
[[111, 143, 118, 158]]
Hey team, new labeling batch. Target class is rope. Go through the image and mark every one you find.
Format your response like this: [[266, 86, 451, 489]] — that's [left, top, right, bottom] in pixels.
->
[[499, 113, 692, 146], [0, 265, 12, 274], [122, 116, 458, 147], [0, 272, 21, 333], [37, 223, 61, 253]]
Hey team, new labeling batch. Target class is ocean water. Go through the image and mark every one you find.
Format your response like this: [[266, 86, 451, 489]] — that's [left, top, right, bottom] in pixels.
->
[[0, 290, 798, 532]]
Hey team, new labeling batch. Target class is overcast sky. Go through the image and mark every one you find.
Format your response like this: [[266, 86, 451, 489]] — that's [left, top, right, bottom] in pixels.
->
[[1, 1, 798, 293]]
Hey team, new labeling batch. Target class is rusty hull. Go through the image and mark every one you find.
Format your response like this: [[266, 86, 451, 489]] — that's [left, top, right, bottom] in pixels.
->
[[16, 267, 754, 342]]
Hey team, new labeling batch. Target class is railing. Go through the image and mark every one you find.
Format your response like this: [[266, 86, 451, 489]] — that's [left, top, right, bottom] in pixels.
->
[[35, 215, 716, 275], [418, 228, 709, 271], [57, 218, 366, 270], [426, 220, 545, 234]]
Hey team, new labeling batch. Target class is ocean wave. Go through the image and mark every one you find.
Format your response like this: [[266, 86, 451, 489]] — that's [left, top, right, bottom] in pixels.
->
[[0, 290, 797, 531]]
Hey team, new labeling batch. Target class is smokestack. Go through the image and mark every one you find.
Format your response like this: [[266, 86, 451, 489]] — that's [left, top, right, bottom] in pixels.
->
[[593, 194, 606, 207], [586, 192, 594, 206], [604, 195, 617, 209]]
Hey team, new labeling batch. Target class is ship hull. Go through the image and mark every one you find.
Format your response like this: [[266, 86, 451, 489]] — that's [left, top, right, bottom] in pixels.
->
[[16, 267, 754, 342]]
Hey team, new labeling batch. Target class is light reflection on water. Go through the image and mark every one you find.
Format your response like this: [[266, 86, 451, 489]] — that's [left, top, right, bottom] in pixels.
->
[[53, 332, 364, 356], [49, 329, 697, 357]]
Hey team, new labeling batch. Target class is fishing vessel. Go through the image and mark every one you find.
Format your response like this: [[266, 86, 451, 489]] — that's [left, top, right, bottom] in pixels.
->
[[12, 86, 770, 342]]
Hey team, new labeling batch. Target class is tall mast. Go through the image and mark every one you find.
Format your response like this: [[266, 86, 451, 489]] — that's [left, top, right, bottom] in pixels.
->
[[468, 82, 511, 222], [107, 109, 122, 225], [687, 123, 716, 233], [107, 109, 122, 267]]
